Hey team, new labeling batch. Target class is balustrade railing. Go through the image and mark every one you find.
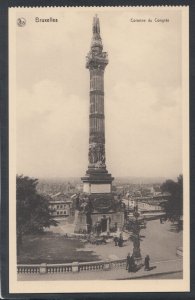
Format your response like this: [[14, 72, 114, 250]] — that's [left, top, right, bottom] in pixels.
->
[[79, 260, 105, 272], [47, 263, 72, 273], [17, 264, 40, 274], [110, 259, 126, 269], [17, 258, 127, 274]]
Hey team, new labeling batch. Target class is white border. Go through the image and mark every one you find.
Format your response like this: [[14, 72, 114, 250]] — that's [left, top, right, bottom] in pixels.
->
[[9, 6, 189, 293]]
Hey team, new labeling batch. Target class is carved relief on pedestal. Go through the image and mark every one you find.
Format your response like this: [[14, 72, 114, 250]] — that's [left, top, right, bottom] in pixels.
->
[[88, 143, 106, 168], [92, 195, 112, 212]]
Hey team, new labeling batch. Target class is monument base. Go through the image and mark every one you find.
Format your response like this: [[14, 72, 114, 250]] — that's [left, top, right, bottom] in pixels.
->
[[74, 210, 124, 234], [83, 182, 111, 193], [77, 168, 123, 234]]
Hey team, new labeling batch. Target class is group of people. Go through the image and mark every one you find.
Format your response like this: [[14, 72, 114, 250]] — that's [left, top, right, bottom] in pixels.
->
[[126, 253, 150, 273], [126, 253, 136, 272]]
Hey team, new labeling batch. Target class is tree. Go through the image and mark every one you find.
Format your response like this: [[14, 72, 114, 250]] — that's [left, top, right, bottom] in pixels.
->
[[17, 175, 58, 251], [161, 174, 183, 221]]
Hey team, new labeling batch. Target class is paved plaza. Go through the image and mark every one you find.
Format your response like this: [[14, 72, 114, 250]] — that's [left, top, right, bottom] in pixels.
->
[[18, 218, 183, 280], [48, 218, 182, 263]]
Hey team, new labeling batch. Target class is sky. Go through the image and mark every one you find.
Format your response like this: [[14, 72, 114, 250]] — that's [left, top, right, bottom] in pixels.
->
[[15, 8, 183, 179]]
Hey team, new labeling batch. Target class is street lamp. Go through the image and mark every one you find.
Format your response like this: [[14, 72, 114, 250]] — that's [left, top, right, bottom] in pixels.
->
[[131, 200, 142, 262]]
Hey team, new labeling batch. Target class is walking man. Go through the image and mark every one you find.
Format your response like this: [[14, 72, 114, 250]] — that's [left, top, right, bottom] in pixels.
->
[[126, 253, 131, 270], [114, 236, 118, 246], [144, 255, 150, 271]]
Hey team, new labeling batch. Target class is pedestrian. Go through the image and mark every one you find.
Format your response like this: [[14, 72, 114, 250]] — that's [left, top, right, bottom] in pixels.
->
[[144, 255, 150, 271], [126, 253, 131, 270], [114, 236, 118, 246], [118, 233, 123, 247], [114, 222, 117, 232], [132, 254, 136, 272], [128, 254, 136, 272], [128, 256, 133, 273], [96, 222, 101, 236]]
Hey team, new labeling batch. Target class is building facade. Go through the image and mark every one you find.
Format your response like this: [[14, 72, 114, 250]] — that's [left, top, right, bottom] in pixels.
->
[[48, 192, 73, 218]]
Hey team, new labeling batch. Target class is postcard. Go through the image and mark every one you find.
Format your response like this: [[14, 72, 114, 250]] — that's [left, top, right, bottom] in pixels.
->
[[9, 6, 189, 293]]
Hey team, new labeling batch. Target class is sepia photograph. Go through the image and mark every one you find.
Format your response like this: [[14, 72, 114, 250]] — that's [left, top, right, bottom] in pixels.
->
[[9, 6, 189, 293]]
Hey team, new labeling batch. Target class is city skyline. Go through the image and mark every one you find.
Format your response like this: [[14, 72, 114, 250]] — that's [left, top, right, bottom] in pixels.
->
[[16, 10, 182, 179]]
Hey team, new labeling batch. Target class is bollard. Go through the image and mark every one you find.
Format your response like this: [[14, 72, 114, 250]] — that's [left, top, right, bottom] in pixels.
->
[[40, 263, 47, 274]]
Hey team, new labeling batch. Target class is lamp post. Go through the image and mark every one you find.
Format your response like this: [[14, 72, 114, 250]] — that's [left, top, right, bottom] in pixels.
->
[[132, 200, 142, 262]]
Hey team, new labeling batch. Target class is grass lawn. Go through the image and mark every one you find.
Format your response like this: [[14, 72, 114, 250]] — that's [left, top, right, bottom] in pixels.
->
[[17, 232, 99, 264]]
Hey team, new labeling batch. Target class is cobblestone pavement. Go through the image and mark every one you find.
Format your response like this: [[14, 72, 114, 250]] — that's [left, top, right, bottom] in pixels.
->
[[18, 258, 182, 281]]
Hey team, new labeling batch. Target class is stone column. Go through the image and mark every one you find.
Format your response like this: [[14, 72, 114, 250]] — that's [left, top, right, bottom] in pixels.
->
[[86, 15, 108, 171], [81, 15, 114, 214]]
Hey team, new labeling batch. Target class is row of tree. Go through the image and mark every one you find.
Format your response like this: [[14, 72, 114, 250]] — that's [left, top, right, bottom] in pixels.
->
[[161, 174, 183, 221], [17, 175, 58, 252]]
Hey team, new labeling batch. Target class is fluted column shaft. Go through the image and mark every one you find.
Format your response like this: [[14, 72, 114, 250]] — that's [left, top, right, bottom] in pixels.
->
[[89, 69, 105, 144]]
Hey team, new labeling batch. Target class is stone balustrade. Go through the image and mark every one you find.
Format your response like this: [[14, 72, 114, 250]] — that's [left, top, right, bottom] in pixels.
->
[[17, 264, 40, 274], [17, 258, 127, 274], [79, 260, 105, 272], [47, 263, 73, 274], [110, 259, 127, 269]]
